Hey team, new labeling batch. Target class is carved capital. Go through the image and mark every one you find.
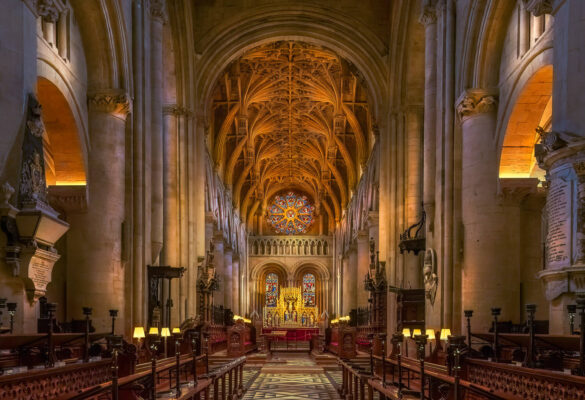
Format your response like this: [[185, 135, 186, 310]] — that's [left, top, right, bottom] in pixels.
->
[[456, 89, 498, 121], [148, 0, 167, 22], [497, 178, 540, 206], [523, 0, 552, 16], [36, 0, 59, 22], [419, 2, 437, 25], [88, 90, 131, 117]]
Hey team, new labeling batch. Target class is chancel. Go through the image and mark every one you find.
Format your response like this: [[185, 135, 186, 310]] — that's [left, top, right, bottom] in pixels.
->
[[1, 0, 585, 399]]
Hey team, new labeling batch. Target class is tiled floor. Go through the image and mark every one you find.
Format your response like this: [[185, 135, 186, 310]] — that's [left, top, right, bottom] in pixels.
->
[[242, 353, 341, 399]]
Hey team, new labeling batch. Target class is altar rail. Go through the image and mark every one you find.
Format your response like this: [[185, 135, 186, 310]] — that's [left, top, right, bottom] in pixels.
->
[[248, 236, 331, 256]]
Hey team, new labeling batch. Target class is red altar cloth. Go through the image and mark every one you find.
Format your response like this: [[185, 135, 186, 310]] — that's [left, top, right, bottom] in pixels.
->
[[262, 328, 319, 341]]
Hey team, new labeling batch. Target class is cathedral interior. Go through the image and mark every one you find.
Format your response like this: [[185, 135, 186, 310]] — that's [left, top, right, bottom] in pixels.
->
[[0, 0, 585, 399]]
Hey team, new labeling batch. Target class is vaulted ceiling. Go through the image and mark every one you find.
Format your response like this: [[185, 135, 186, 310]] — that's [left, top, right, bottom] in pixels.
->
[[208, 41, 374, 229]]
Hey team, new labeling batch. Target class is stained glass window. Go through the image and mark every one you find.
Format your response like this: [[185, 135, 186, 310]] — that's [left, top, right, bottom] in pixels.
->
[[265, 273, 279, 307], [266, 192, 315, 235], [302, 273, 316, 307]]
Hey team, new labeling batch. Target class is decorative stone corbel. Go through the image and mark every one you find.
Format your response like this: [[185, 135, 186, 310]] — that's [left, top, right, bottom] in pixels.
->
[[88, 90, 132, 118], [419, 0, 437, 25], [455, 89, 498, 122], [148, 0, 168, 23], [497, 177, 540, 206]]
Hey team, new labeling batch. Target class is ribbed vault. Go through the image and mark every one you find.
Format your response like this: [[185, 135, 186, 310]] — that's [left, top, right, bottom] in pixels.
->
[[208, 41, 374, 231]]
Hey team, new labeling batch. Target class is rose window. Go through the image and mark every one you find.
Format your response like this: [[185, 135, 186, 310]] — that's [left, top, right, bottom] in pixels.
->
[[267, 192, 315, 235]]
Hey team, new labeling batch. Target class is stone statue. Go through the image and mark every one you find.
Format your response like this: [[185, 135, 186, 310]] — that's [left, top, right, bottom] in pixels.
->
[[423, 248, 438, 305]]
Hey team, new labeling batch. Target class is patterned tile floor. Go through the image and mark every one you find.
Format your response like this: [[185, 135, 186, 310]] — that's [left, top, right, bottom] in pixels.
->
[[242, 373, 341, 399], [241, 353, 342, 399]]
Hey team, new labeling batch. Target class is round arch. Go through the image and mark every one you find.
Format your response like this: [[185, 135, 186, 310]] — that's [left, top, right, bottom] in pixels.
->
[[192, 4, 388, 121], [291, 261, 331, 315], [497, 52, 553, 178], [36, 61, 88, 185], [249, 260, 289, 314]]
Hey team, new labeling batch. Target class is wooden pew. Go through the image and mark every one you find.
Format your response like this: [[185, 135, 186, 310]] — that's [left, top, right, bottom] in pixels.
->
[[326, 325, 356, 359], [226, 320, 256, 357]]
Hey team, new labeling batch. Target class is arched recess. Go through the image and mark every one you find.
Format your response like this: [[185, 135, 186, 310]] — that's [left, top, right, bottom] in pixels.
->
[[292, 261, 331, 314], [249, 261, 288, 313], [36, 77, 87, 186], [499, 65, 552, 178]]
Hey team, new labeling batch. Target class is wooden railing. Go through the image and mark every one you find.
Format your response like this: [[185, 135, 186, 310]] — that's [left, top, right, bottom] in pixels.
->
[[337, 354, 516, 399], [56, 351, 231, 400]]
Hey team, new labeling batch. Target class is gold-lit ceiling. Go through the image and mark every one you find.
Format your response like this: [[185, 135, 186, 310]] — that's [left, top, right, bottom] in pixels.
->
[[208, 41, 373, 229]]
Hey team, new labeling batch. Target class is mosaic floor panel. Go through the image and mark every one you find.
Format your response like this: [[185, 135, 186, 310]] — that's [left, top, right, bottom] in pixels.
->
[[242, 373, 341, 399]]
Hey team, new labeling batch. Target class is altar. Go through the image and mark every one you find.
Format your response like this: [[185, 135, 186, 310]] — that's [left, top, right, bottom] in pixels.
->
[[263, 287, 318, 328]]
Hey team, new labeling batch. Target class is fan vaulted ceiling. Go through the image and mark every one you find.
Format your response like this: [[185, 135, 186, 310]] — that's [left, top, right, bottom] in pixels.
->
[[208, 41, 374, 229]]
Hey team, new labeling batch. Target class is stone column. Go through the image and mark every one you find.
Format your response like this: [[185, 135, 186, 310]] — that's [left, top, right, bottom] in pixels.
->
[[232, 255, 240, 313], [213, 235, 224, 306], [341, 255, 351, 315], [67, 90, 130, 331], [458, 90, 521, 331], [223, 247, 233, 311], [356, 231, 370, 308], [163, 105, 180, 327], [149, 0, 165, 264], [419, 2, 437, 236], [348, 246, 358, 313]]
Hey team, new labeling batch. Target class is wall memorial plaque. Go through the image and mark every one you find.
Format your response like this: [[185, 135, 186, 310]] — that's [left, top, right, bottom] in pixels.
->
[[546, 177, 572, 269]]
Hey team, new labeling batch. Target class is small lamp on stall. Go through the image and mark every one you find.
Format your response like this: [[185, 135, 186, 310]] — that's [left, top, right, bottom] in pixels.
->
[[426, 329, 435, 354], [440, 328, 451, 343], [402, 328, 411, 356], [161, 327, 171, 357], [133, 326, 146, 349]]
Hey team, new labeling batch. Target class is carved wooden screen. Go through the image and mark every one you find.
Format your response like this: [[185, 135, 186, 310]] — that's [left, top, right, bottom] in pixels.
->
[[265, 273, 279, 307], [302, 273, 316, 307]]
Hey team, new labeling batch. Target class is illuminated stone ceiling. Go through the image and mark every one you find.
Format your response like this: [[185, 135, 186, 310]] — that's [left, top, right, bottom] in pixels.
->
[[208, 41, 374, 227]]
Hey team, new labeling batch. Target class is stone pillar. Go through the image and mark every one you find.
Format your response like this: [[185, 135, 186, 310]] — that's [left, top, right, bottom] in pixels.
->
[[163, 105, 180, 327], [356, 231, 370, 308], [341, 255, 351, 315], [419, 2, 437, 236], [67, 91, 129, 331], [213, 235, 224, 306], [550, 0, 585, 135], [149, 0, 165, 264], [348, 246, 358, 313], [224, 247, 233, 311], [232, 255, 240, 313], [458, 90, 521, 331]]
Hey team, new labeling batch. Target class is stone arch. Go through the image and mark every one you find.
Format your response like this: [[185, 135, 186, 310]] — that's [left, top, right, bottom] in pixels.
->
[[292, 261, 331, 314], [193, 4, 388, 122], [69, 1, 130, 91], [36, 72, 87, 187], [497, 56, 553, 178]]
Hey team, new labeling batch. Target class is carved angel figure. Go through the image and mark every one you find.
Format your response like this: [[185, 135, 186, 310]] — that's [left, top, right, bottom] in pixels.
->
[[423, 248, 438, 305]]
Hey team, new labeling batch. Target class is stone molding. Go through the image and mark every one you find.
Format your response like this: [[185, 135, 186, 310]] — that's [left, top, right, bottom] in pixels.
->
[[497, 178, 540, 206], [419, 1, 437, 25], [163, 104, 193, 117], [538, 267, 585, 301], [455, 89, 498, 122], [523, 0, 553, 16], [88, 90, 131, 117], [148, 0, 167, 23]]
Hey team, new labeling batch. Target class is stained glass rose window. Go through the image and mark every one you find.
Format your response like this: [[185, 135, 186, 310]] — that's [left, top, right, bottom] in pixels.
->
[[266, 192, 315, 234]]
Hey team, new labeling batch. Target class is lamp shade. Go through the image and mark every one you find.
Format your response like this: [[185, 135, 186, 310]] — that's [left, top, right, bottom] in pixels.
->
[[161, 327, 171, 337], [172, 327, 181, 334], [425, 329, 436, 340], [412, 329, 422, 337], [440, 328, 451, 341], [402, 328, 411, 338], [133, 326, 145, 339], [149, 327, 159, 336]]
